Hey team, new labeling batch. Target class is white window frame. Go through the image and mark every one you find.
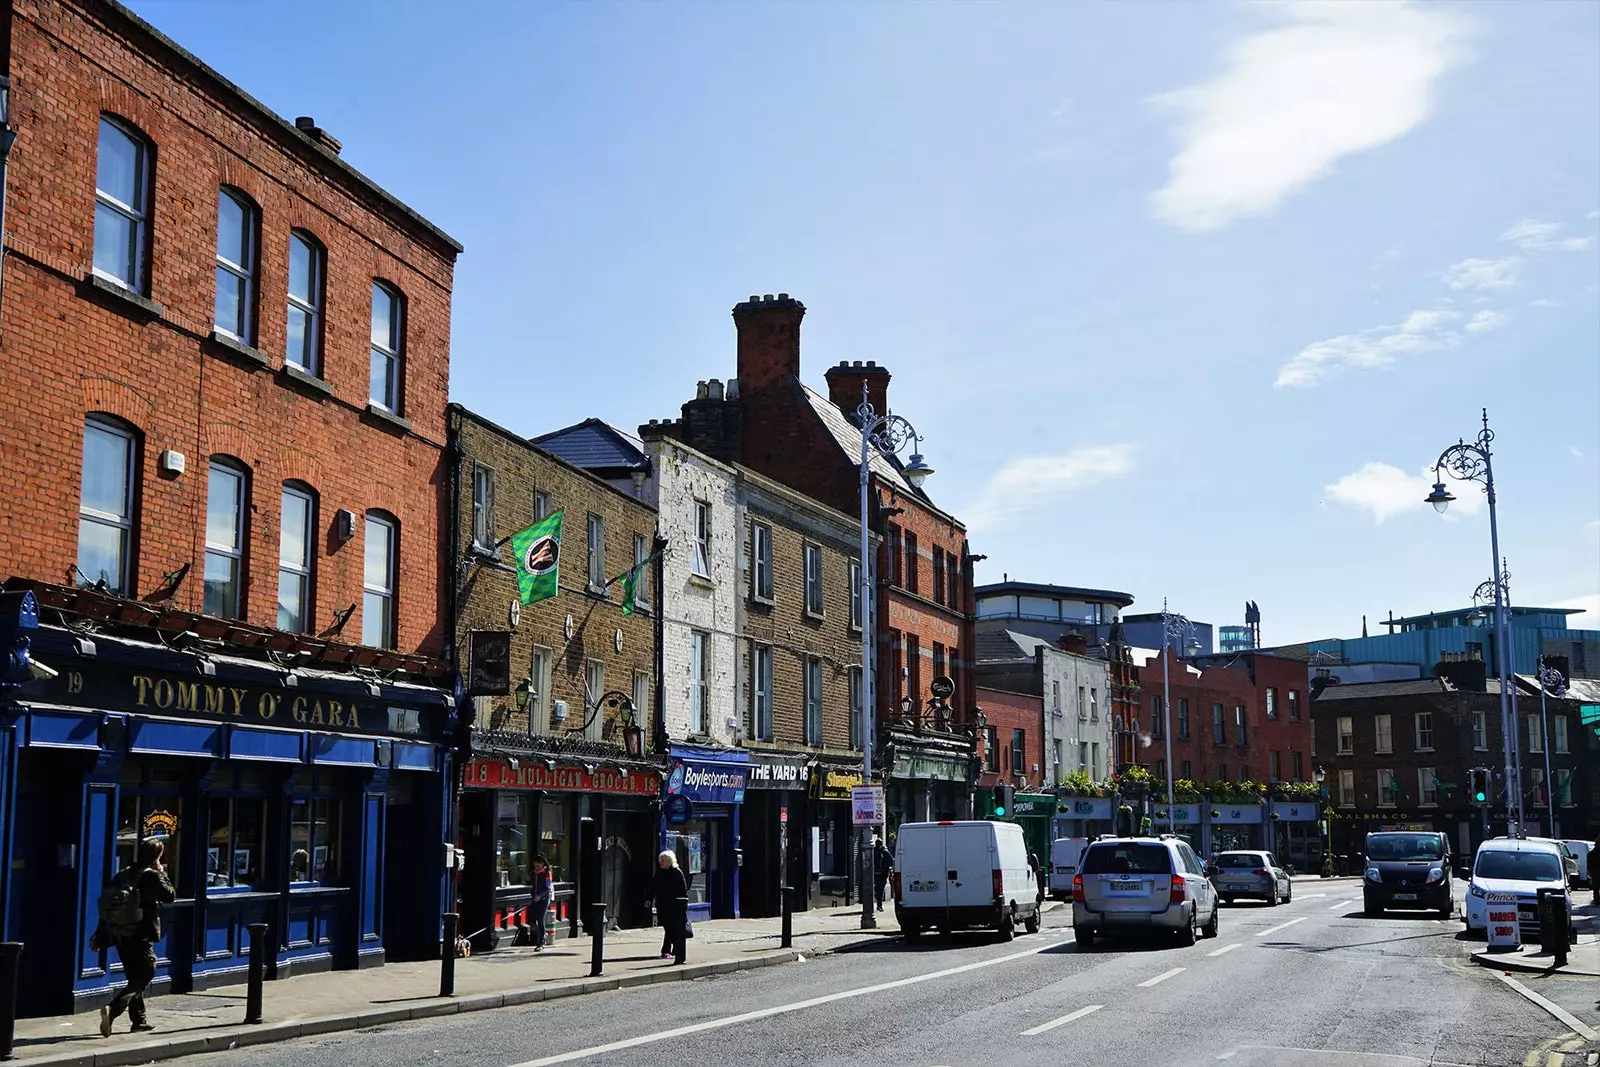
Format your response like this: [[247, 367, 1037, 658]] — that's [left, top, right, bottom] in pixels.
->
[[1418, 768, 1438, 807], [1374, 713, 1392, 754], [93, 117, 149, 293], [632, 533, 652, 610], [752, 645, 773, 742], [214, 188, 256, 343], [1338, 769, 1355, 807], [584, 660, 605, 740], [1338, 716, 1355, 754], [277, 483, 314, 633], [1552, 715, 1569, 754], [1265, 687, 1277, 719], [848, 559, 863, 631], [751, 523, 772, 601], [527, 647, 552, 734], [362, 513, 397, 648], [804, 657, 822, 746], [1234, 704, 1247, 745], [691, 631, 710, 734], [1090, 688, 1098, 721], [533, 490, 552, 521], [692, 500, 712, 578], [1472, 709, 1488, 751], [587, 512, 605, 592], [632, 669, 651, 727], [77, 416, 136, 596], [1415, 711, 1434, 752], [204, 459, 247, 619], [1376, 769, 1397, 808], [1288, 689, 1300, 721], [1555, 768, 1574, 808], [1077, 686, 1087, 720], [803, 542, 823, 617], [286, 231, 323, 375], [472, 466, 494, 549], [1529, 767, 1547, 808], [369, 281, 403, 412], [1052, 680, 1061, 717], [849, 666, 864, 750], [1526, 713, 1542, 753]]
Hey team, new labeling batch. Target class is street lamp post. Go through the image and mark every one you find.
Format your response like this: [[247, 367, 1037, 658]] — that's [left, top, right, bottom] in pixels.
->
[[1159, 599, 1200, 836], [1471, 563, 1524, 834], [1314, 765, 1332, 877], [854, 384, 933, 931], [1426, 409, 1519, 837], [1536, 659, 1566, 838]]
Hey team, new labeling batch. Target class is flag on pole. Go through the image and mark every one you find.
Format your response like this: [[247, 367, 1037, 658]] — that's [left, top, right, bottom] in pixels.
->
[[510, 510, 563, 606], [618, 549, 662, 616]]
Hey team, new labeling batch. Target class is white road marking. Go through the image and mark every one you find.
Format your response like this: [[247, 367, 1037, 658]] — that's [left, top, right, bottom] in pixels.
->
[[1137, 966, 1186, 988], [1207, 943, 1241, 958], [1256, 916, 1308, 938], [1296, 893, 1328, 899], [1022, 1004, 1103, 1036], [505, 942, 1056, 1066], [1494, 973, 1600, 1042], [1329, 899, 1355, 910]]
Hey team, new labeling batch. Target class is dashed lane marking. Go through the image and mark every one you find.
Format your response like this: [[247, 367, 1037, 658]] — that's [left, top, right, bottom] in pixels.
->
[[1207, 943, 1242, 958], [1256, 917, 1308, 938], [1137, 966, 1186, 988], [1022, 1004, 1103, 1036], [1330, 900, 1355, 910]]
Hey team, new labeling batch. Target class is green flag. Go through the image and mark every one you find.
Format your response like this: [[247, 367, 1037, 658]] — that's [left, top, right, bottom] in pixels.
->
[[620, 566, 638, 616], [510, 510, 563, 606]]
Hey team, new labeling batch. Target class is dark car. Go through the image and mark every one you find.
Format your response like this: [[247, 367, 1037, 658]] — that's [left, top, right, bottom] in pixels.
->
[[1363, 831, 1453, 918]]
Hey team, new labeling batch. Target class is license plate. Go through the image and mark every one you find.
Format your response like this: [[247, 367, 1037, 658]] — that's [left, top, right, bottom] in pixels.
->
[[1109, 880, 1144, 893], [908, 880, 940, 893], [1223, 884, 1253, 892], [1392, 893, 1417, 901]]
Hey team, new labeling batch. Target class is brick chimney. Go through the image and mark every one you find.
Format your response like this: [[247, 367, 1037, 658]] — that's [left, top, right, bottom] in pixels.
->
[[732, 294, 805, 393], [824, 360, 891, 417], [294, 116, 342, 155], [1058, 633, 1089, 656], [1434, 650, 1488, 692]]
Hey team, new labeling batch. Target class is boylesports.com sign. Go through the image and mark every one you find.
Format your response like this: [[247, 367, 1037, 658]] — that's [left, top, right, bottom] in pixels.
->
[[666, 760, 748, 804]]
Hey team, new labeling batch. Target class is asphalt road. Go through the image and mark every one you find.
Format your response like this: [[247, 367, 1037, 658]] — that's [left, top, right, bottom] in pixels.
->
[[176, 882, 1583, 1067]]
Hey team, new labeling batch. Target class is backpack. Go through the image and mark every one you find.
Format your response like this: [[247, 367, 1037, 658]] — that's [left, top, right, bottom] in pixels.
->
[[98, 868, 144, 936]]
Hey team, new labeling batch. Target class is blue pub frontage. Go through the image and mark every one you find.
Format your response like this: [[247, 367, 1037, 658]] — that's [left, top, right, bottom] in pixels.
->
[[0, 584, 456, 1018]]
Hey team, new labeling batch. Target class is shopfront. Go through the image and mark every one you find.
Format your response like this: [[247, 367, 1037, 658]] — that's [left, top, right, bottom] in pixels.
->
[[457, 757, 660, 949], [739, 751, 810, 918], [807, 764, 871, 905], [885, 736, 974, 829], [0, 626, 453, 1018], [660, 746, 748, 922], [1052, 796, 1116, 841], [1266, 801, 1320, 868], [1206, 804, 1263, 856]]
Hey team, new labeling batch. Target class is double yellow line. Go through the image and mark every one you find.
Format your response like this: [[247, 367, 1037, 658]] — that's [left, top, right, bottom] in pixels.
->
[[1524, 1032, 1598, 1066]]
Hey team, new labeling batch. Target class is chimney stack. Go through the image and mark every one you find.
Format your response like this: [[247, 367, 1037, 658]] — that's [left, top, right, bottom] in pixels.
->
[[824, 359, 891, 418], [1058, 633, 1089, 656], [1433, 651, 1488, 692], [732, 293, 805, 393], [294, 116, 342, 155]]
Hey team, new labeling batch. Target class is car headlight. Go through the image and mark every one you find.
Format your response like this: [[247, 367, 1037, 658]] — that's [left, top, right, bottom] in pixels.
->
[[1427, 867, 1444, 883], [1468, 883, 1487, 899], [1365, 867, 1381, 882]]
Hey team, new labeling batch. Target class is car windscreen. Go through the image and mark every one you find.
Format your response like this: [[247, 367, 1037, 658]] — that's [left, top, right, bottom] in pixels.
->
[[1366, 834, 1444, 861], [1215, 853, 1265, 869], [1081, 843, 1172, 875], [1475, 850, 1563, 882]]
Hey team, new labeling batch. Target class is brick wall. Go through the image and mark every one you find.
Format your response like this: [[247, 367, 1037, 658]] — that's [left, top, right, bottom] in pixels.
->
[[975, 686, 1044, 791], [0, 0, 459, 656], [450, 409, 656, 741], [878, 483, 974, 725]]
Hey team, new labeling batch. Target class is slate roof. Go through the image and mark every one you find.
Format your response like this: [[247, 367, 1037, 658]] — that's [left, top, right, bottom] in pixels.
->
[[976, 629, 1037, 663], [802, 385, 942, 510], [532, 418, 650, 474]]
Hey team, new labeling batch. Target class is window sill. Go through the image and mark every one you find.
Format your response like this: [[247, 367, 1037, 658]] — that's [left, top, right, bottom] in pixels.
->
[[803, 610, 825, 624], [208, 330, 269, 369], [363, 403, 413, 435], [281, 362, 334, 396], [85, 273, 164, 321], [750, 593, 775, 609], [1375, 750, 1393, 756], [688, 574, 716, 591]]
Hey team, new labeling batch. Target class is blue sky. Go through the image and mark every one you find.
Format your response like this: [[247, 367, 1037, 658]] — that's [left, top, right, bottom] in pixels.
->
[[130, 0, 1600, 643]]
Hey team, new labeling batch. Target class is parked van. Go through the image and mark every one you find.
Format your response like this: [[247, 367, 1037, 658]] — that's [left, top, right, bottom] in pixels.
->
[[893, 820, 1042, 941], [1049, 837, 1090, 900]]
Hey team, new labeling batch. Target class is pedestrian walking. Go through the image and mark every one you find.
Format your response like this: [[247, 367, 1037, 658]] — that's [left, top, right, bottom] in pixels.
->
[[873, 836, 894, 910], [529, 854, 554, 950], [652, 850, 689, 962], [91, 839, 176, 1037], [1028, 851, 1044, 905]]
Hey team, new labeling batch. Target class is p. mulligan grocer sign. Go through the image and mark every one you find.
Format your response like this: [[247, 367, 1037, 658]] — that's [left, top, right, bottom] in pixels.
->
[[464, 760, 661, 796], [34, 661, 427, 736]]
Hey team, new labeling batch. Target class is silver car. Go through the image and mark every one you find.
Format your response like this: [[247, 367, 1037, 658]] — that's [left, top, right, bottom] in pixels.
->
[[1072, 836, 1220, 948], [1208, 850, 1293, 906]]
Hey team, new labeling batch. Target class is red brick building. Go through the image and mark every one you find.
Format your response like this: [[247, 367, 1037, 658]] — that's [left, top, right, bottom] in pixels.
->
[[644, 294, 978, 824], [0, 0, 460, 1015], [974, 686, 1045, 792]]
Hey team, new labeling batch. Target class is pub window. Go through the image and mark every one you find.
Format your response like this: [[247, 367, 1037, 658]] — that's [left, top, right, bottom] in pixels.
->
[[204, 457, 248, 618], [115, 792, 182, 887], [214, 187, 258, 343], [362, 512, 397, 648], [286, 230, 324, 375], [495, 794, 535, 889], [78, 415, 139, 596], [206, 794, 266, 890], [289, 796, 341, 884], [277, 482, 315, 633]]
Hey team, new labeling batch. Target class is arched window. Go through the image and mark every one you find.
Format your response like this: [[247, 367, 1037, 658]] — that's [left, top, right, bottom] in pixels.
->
[[77, 414, 140, 595], [362, 511, 397, 648], [277, 482, 316, 632], [368, 281, 404, 412], [215, 187, 258, 343], [94, 116, 152, 292], [286, 230, 325, 375], [204, 457, 249, 618]]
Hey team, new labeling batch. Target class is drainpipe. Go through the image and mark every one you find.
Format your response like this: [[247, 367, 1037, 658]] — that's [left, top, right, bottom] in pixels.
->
[[0, 77, 17, 319]]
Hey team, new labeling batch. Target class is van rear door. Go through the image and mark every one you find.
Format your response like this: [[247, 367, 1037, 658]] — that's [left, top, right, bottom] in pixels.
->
[[1081, 841, 1174, 915], [944, 823, 999, 909], [896, 825, 950, 911]]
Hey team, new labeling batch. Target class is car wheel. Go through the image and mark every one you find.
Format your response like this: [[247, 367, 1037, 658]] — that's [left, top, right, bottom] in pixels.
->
[[998, 910, 1016, 942], [1364, 894, 1382, 918], [1201, 903, 1219, 939], [1437, 902, 1452, 920], [1074, 926, 1094, 948], [1024, 908, 1041, 935], [1267, 886, 1280, 907], [1284, 882, 1293, 904], [1176, 908, 1197, 947], [903, 924, 921, 942], [1221, 895, 1234, 906]]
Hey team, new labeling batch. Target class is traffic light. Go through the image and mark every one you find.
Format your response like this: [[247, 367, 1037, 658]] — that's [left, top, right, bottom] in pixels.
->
[[994, 783, 1013, 818], [1470, 768, 1488, 805]]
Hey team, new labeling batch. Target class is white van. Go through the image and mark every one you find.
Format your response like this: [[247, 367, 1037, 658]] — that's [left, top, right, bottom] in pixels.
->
[[893, 820, 1042, 941], [1049, 837, 1090, 900]]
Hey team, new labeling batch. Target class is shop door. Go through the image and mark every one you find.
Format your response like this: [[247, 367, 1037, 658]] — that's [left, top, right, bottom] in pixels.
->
[[457, 792, 496, 949], [10, 788, 69, 1016]]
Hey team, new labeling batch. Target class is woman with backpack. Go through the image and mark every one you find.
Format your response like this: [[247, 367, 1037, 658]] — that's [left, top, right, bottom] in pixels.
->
[[90, 839, 176, 1037]]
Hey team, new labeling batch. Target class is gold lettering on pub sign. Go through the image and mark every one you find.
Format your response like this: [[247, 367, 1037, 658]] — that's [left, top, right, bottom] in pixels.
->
[[132, 675, 361, 730]]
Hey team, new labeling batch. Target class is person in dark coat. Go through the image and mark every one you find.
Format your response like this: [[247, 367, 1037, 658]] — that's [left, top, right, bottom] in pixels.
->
[[91, 839, 176, 1037], [529, 854, 554, 950], [652, 850, 689, 962], [873, 836, 894, 909], [1028, 851, 1044, 904]]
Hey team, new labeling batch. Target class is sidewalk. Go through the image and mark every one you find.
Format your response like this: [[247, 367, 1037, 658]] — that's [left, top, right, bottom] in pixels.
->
[[1470, 901, 1600, 978], [9, 904, 906, 1067]]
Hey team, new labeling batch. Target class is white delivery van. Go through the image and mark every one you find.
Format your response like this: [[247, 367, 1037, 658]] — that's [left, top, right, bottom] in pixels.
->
[[1049, 837, 1090, 900], [893, 820, 1041, 941]]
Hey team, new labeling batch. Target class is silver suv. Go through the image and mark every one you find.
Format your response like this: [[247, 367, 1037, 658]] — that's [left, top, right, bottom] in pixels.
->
[[1072, 835, 1220, 948]]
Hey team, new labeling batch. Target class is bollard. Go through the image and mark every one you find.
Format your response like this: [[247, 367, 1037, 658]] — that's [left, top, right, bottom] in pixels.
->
[[780, 885, 793, 949], [440, 912, 459, 997], [1537, 889, 1568, 968], [243, 923, 268, 1024], [588, 903, 606, 978], [0, 942, 21, 1062], [673, 897, 688, 966]]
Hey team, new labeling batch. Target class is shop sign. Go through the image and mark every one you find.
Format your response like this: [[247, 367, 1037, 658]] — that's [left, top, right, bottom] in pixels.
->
[[812, 767, 867, 801], [1274, 802, 1320, 822], [1210, 805, 1264, 825], [891, 752, 968, 782], [1009, 794, 1056, 817], [664, 795, 693, 827], [851, 786, 885, 827], [745, 753, 810, 791], [1057, 797, 1114, 820], [1485, 893, 1520, 948], [33, 660, 433, 738], [666, 760, 747, 804], [464, 759, 661, 797]]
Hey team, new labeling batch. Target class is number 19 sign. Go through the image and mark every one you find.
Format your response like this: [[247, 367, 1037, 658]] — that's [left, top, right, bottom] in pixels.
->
[[851, 785, 885, 827]]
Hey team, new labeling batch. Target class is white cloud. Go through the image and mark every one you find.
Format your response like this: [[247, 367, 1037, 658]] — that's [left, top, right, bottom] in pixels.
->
[[1583, 518, 1600, 538], [1552, 592, 1599, 630], [1443, 256, 1521, 290], [1570, 446, 1586, 459], [1150, 2, 1470, 232], [1502, 219, 1594, 253], [1275, 307, 1458, 388], [1465, 309, 1509, 333], [965, 445, 1135, 528], [1530, 298, 1563, 308], [1326, 461, 1485, 523]]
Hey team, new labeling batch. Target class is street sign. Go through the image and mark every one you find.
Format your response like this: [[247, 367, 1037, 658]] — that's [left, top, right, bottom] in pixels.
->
[[780, 806, 788, 825], [930, 675, 954, 700], [663, 794, 693, 827], [1485, 892, 1520, 949], [851, 785, 885, 827]]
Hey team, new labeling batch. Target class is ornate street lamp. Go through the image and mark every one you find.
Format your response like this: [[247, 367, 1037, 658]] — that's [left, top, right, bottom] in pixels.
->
[[1536, 659, 1566, 837], [1159, 599, 1200, 836], [1315, 765, 1333, 877]]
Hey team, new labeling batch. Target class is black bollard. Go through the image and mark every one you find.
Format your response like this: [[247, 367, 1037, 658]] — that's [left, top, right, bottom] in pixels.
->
[[440, 912, 458, 997], [244, 923, 268, 1024], [588, 903, 606, 978], [674, 897, 688, 966], [0, 942, 21, 1062], [780, 885, 793, 949]]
